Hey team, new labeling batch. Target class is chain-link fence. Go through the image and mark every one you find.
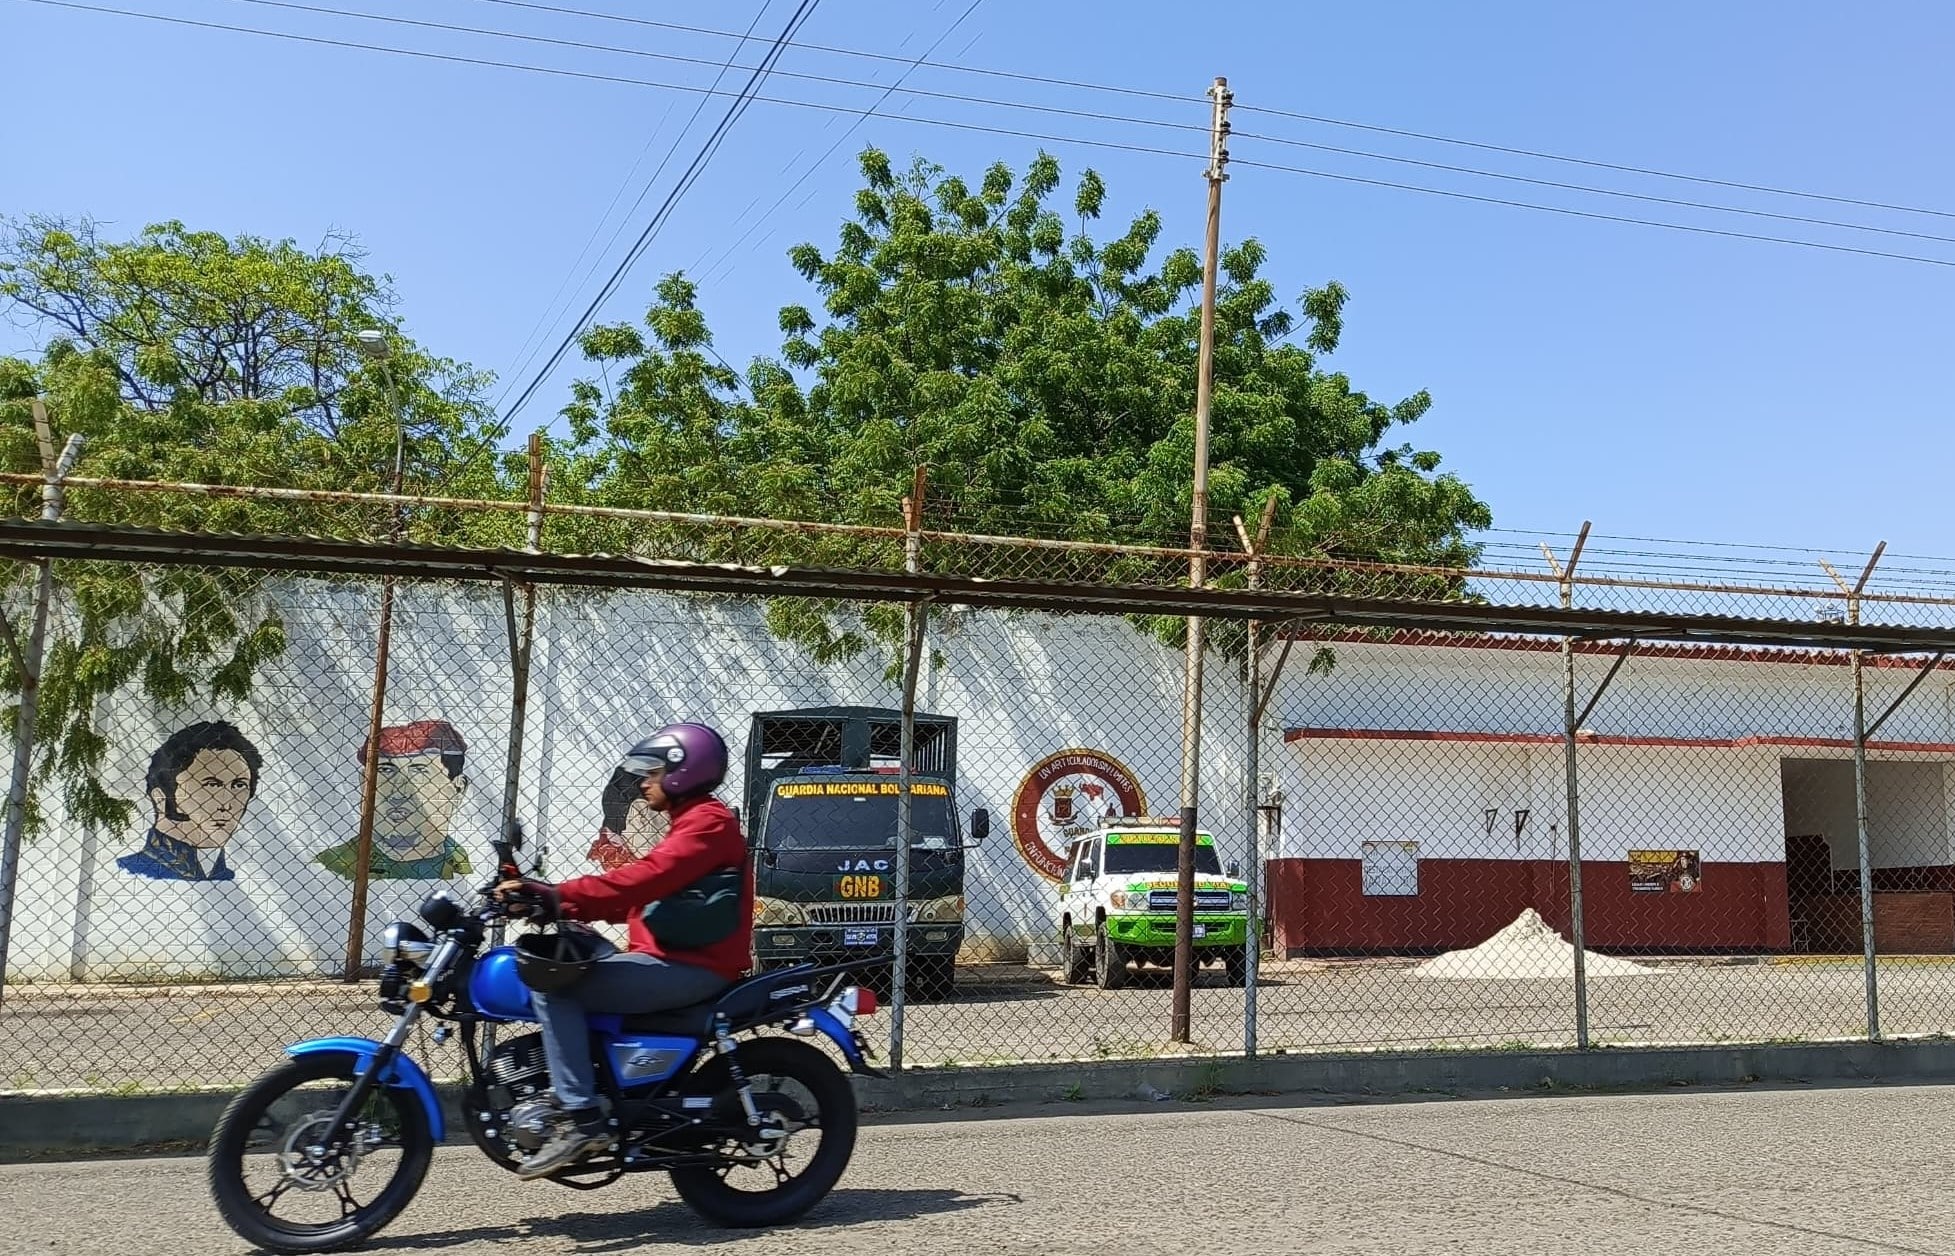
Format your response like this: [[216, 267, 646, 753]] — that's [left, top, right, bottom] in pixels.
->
[[7, 473, 1955, 1093]]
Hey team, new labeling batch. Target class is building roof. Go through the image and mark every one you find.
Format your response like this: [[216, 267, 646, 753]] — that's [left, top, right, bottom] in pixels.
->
[[1281, 627, 1955, 672], [1283, 727, 1955, 754]]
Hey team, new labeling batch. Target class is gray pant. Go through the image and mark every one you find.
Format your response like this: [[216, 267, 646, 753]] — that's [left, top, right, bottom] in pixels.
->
[[531, 951, 728, 1110]]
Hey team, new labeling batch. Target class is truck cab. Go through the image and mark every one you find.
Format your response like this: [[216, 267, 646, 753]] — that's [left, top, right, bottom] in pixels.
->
[[743, 706, 988, 1002]]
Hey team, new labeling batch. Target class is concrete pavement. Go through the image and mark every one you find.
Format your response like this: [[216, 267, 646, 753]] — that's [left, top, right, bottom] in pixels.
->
[[7, 1083, 1955, 1255]]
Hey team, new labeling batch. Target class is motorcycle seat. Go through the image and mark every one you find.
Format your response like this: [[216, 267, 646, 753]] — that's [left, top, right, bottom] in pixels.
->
[[617, 964, 827, 1037]]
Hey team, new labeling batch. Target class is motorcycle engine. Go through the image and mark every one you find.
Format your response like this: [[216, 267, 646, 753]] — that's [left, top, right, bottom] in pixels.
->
[[504, 1095, 563, 1152], [464, 1032, 560, 1165]]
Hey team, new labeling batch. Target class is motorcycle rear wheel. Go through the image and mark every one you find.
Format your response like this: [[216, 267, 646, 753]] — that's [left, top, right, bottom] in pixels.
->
[[207, 1053, 434, 1254], [668, 1035, 858, 1228]]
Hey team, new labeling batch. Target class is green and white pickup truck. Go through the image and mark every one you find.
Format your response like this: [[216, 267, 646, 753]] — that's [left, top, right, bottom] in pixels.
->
[[1055, 819, 1250, 990]]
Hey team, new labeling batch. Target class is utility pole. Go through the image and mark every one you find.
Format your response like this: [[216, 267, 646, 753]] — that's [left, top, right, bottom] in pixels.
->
[[1172, 75, 1233, 1044]]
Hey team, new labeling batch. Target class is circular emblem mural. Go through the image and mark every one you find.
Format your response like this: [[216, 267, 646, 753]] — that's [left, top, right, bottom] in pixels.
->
[[1010, 748, 1149, 883]]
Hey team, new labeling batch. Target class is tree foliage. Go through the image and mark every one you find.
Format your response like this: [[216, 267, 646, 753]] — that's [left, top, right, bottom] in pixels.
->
[[553, 148, 1491, 661], [1, 215, 503, 833]]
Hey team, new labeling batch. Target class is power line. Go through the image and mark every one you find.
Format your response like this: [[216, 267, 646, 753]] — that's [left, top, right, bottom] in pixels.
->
[[494, 0, 823, 424], [1231, 156, 1955, 269], [1233, 130, 1955, 248], [1236, 103, 1955, 225], [491, 3, 771, 412], [214, 0, 1207, 143], [11, 0, 1208, 162], [21, 0, 1955, 276], [465, 0, 1198, 106], [693, 0, 988, 289], [195, 0, 1955, 249], [457, 0, 1955, 225]]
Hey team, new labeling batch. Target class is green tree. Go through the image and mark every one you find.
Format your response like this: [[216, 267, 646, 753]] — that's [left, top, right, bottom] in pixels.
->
[[556, 147, 1491, 661], [1, 215, 504, 833]]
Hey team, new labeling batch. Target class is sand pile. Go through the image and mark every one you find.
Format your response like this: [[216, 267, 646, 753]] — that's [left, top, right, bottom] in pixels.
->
[[1413, 908, 1664, 979]]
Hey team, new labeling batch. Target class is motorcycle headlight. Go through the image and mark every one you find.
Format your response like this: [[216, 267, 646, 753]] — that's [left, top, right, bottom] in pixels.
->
[[910, 895, 965, 923], [381, 920, 433, 964], [753, 897, 809, 927]]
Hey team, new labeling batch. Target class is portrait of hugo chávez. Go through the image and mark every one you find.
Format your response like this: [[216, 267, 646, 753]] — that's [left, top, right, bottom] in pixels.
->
[[316, 719, 473, 881], [116, 720, 264, 882]]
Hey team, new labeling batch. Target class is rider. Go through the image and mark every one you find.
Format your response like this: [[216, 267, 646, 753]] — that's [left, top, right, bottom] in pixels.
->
[[492, 722, 755, 1180]]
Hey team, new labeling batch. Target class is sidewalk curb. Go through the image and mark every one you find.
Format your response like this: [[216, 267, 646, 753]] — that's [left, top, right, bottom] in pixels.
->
[[7, 1040, 1955, 1159]]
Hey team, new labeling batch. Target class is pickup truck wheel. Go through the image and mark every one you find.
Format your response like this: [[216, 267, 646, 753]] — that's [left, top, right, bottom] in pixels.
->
[[1061, 922, 1092, 985], [1225, 949, 1249, 987], [1094, 920, 1126, 991]]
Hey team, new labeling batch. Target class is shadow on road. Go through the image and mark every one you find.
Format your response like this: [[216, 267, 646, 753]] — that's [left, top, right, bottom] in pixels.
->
[[367, 1187, 1023, 1251]]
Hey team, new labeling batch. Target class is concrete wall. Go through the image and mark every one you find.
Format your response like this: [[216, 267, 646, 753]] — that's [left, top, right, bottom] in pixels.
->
[[6, 584, 1250, 981]]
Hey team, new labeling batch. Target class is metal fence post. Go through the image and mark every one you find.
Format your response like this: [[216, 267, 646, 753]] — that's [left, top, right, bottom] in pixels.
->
[[1852, 658, 1880, 1040], [1822, 546, 1886, 1041], [890, 467, 928, 1072], [1544, 523, 1593, 1049], [1235, 502, 1276, 1057], [0, 400, 82, 1004]]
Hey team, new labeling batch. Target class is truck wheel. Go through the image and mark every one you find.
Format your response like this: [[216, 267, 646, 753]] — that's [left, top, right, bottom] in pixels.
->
[[903, 955, 955, 1003], [1060, 922, 1092, 985], [1094, 920, 1126, 991], [1225, 949, 1249, 987]]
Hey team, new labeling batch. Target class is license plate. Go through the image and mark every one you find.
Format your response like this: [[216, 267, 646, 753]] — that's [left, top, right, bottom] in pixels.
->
[[1193, 924, 1207, 939], [842, 927, 880, 947]]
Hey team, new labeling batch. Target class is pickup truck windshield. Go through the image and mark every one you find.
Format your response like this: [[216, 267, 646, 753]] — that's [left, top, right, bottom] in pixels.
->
[[762, 783, 954, 850], [1104, 839, 1223, 876]]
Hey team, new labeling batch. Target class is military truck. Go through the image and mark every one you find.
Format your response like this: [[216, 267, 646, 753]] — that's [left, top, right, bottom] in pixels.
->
[[743, 706, 988, 1002]]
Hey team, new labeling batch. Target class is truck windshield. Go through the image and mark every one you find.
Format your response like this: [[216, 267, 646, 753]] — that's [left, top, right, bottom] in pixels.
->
[[763, 785, 955, 850], [1104, 839, 1223, 876]]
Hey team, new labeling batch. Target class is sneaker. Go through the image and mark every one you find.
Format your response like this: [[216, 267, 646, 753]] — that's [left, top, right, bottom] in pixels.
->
[[516, 1108, 609, 1181]]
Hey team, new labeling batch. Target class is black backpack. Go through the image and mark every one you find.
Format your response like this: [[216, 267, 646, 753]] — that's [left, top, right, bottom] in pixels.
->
[[639, 865, 745, 950]]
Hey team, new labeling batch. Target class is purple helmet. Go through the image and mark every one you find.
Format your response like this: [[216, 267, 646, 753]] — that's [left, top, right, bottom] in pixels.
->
[[617, 722, 729, 800]]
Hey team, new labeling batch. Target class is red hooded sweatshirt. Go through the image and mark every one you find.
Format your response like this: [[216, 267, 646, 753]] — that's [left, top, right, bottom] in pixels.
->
[[554, 793, 755, 984]]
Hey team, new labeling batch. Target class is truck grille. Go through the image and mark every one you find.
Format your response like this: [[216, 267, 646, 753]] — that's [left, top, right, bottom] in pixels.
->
[[1145, 890, 1234, 913], [807, 903, 900, 925]]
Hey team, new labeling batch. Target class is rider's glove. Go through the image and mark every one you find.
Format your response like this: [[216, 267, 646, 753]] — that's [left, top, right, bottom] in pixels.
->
[[495, 877, 562, 923]]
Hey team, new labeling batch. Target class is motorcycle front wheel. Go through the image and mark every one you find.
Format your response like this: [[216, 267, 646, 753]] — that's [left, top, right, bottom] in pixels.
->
[[668, 1035, 859, 1228], [207, 1052, 435, 1254]]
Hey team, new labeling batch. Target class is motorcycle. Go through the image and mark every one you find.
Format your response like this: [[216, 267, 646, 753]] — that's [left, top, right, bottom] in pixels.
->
[[206, 825, 888, 1254]]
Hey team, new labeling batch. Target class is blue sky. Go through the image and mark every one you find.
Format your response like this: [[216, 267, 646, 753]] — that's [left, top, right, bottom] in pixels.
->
[[4, 0, 1952, 566]]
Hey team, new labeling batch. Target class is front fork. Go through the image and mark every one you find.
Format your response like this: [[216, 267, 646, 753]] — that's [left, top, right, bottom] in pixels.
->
[[320, 937, 457, 1151]]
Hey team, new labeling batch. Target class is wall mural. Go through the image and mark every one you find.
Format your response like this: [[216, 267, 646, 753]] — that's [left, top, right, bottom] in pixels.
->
[[588, 765, 672, 871], [316, 719, 473, 880], [116, 720, 265, 882]]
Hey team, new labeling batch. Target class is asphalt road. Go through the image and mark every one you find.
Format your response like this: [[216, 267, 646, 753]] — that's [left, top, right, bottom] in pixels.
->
[[10, 957, 1955, 1090], [7, 1084, 1955, 1255]]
